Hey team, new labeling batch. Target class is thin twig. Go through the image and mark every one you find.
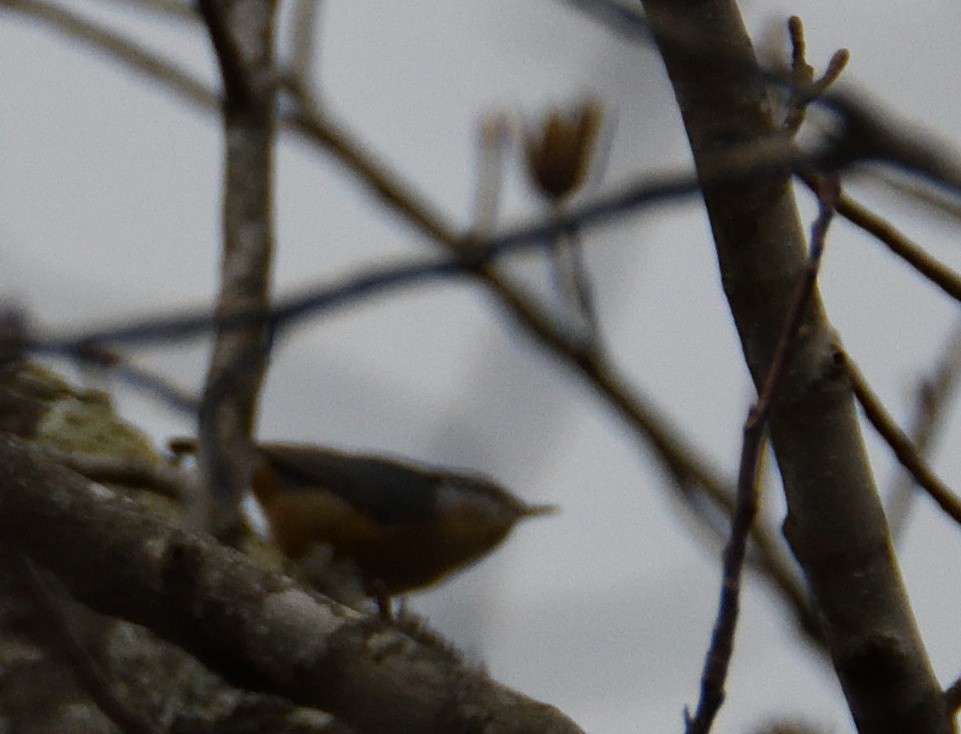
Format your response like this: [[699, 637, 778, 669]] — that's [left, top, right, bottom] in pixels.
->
[[41, 258, 467, 349], [71, 342, 200, 412], [842, 352, 961, 529], [548, 227, 599, 340], [288, 0, 323, 90], [469, 114, 510, 240], [780, 17, 849, 133], [887, 323, 961, 540], [799, 172, 961, 304], [686, 175, 839, 734], [2, 0, 214, 108], [868, 167, 961, 226]]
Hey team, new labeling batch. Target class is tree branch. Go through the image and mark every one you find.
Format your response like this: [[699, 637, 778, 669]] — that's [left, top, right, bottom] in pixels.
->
[[640, 1, 951, 732], [196, 0, 279, 542], [842, 352, 961, 529]]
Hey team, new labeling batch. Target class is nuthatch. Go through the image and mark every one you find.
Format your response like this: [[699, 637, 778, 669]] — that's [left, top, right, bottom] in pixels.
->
[[173, 440, 557, 595]]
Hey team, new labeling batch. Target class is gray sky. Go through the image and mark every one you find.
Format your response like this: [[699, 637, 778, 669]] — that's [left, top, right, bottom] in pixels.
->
[[3, 1, 961, 732]]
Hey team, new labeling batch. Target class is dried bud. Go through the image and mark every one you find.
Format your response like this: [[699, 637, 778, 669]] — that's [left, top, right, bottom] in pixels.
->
[[524, 100, 603, 202]]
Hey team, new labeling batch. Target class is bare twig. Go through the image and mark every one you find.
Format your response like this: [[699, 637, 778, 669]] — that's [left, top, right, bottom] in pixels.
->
[[887, 323, 961, 539], [41, 258, 466, 349], [2, 0, 214, 108], [547, 225, 599, 341], [868, 168, 961, 225], [780, 16, 848, 133], [799, 173, 961, 304], [685, 175, 839, 734], [71, 342, 200, 413], [469, 114, 511, 240], [288, 0, 323, 91], [842, 351, 961, 529]]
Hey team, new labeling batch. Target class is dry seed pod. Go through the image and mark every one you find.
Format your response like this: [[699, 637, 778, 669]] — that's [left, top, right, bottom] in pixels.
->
[[524, 100, 603, 201]]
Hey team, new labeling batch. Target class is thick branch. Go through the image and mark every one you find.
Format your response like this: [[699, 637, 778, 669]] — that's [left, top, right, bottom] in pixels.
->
[[0, 435, 583, 734], [639, 2, 951, 733]]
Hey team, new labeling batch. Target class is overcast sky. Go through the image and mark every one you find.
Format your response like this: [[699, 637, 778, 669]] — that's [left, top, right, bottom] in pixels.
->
[[3, 2, 961, 732]]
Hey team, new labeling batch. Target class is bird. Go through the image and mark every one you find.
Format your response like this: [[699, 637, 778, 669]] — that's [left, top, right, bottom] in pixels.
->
[[172, 439, 557, 597]]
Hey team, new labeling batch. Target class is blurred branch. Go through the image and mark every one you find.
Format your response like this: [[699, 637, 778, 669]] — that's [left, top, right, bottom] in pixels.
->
[[70, 342, 200, 413], [469, 114, 511, 239], [39, 258, 467, 349], [887, 324, 961, 539], [288, 0, 323, 92], [2, 0, 213, 108], [197, 0, 255, 105], [868, 168, 961, 225], [842, 351, 961, 529], [194, 0, 279, 542]]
